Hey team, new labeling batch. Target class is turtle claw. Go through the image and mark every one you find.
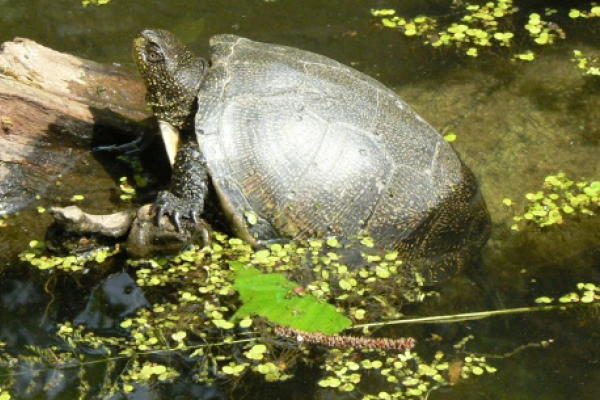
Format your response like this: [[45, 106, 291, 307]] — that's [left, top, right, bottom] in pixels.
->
[[172, 210, 183, 233], [191, 210, 200, 225], [153, 190, 203, 233], [153, 191, 172, 224]]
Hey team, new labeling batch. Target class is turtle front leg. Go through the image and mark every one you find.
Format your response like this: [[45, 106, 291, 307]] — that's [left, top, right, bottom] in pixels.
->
[[153, 132, 209, 234]]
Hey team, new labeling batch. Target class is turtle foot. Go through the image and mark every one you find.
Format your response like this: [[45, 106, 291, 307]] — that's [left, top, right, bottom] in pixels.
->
[[128, 204, 211, 258], [153, 190, 203, 233]]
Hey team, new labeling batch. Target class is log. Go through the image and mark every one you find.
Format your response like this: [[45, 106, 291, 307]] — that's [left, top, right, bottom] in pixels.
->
[[0, 38, 157, 262], [0, 37, 151, 215]]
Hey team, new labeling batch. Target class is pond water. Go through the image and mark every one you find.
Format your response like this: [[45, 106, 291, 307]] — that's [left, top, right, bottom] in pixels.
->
[[2, 0, 600, 399]]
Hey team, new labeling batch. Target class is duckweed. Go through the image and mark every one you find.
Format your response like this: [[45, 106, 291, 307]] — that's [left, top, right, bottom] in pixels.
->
[[82, 0, 111, 6], [113, 154, 152, 202], [535, 282, 600, 305], [374, 2, 600, 77], [506, 173, 600, 231], [444, 132, 457, 142], [7, 231, 503, 398], [119, 176, 136, 202], [19, 240, 120, 272], [371, 1, 576, 62], [572, 49, 600, 76], [568, 6, 600, 19], [372, 1, 521, 58], [70, 194, 85, 202]]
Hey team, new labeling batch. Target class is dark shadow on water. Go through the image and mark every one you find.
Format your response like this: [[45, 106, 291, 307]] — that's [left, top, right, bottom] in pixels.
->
[[88, 106, 171, 205]]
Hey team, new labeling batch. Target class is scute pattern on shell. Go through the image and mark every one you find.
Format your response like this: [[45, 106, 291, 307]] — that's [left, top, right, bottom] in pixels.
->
[[195, 35, 490, 281]]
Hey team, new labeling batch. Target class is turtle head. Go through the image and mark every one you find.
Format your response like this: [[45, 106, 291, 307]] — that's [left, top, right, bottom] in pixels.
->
[[134, 29, 207, 130]]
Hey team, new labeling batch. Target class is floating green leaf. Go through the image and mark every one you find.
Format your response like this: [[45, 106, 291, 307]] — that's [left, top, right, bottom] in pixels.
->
[[444, 132, 457, 142], [508, 172, 600, 229], [230, 262, 351, 334], [82, 0, 111, 6]]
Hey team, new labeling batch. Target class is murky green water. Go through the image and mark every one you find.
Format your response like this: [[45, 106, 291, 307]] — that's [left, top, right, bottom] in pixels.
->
[[2, 0, 600, 399]]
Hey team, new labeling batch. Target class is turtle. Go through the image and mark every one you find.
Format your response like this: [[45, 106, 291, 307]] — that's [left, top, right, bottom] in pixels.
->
[[133, 29, 491, 282]]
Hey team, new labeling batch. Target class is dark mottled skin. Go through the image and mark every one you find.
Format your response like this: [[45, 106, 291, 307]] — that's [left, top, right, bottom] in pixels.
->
[[134, 30, 209, 232], [153, 130, 209, 232], [134, 30, 205, 129]]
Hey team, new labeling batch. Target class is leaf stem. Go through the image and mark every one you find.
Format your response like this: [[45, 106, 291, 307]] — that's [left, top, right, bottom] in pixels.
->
[[351, 301, 600, 329]]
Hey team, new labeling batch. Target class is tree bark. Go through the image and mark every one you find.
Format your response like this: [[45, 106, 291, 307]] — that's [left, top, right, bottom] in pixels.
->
[[0, 38, 159, 263], [0, 37, 151, 215]]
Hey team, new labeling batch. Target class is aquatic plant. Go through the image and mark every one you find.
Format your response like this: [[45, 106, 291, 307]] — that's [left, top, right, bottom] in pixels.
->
[[536, 282, 600, 305], [370, 1, 600, 71], [504, 172, 600, 231], [118, 176, 136, 202], [444, 132, 457, 142], [568, 6, 600, 19], [82, 0, 111, 6], [8, 231, 505, 399], [230, 262, 352, 334], [16, 212, 600, 397], [371, 1, 558, 59], [70, 194, 85, 202], [12, 226, 600, 397], [19, 240, 119, 272], [572, 49, 600, 76], [112, 153, 152, 202]]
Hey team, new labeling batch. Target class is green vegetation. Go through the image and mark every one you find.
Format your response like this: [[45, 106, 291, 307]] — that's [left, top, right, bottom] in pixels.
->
[[11, 227, 600, 397], [537, 282, 600, 305], [568, 6, 600, 19], [118, 176, 136, 202], [318, 337, 496, 398], [371, 1, 550, 60], [444, 132, 457, 142], [126, 232, 425, 337], [70, 194, 85, 202], [7, 231, 505, 399], [231, 262, 352, 334], [372, 1, 600, 74], [115, 154, 151, 202], [19, 240, 119, 271], [82, 0, 111, 6], [504, 173, 600, 231], [572, 49, 600, 75]]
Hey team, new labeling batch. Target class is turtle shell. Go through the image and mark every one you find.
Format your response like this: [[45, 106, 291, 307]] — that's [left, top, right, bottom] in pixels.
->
[[195, 35, 490, 281]]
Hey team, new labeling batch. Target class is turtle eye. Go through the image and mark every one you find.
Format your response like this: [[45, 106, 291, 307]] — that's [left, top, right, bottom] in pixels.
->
[[146, 44, 164, 63]]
